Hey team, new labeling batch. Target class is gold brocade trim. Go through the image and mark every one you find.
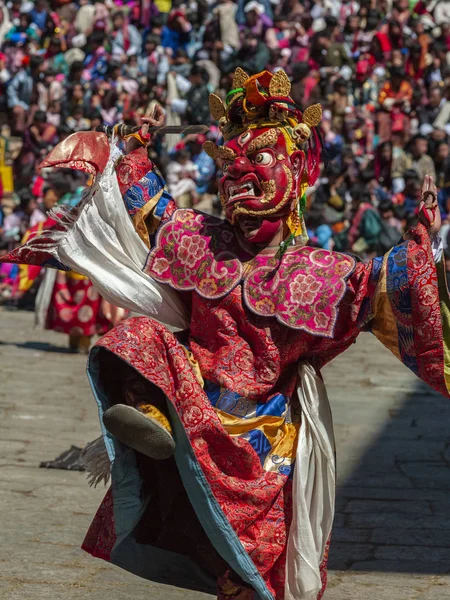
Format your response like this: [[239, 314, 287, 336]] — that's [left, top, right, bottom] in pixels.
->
[[247, 128, 278, 154], [230, 164, 293, 222], [66, 270, 88, 281], [18, 222, 45, 292], [182, 347, 205, 388], [209, 93, 226, 121], [203, 141, 237, 161], [436, 257, 450, 394], [214, 408, 300, 471], [218, 146, 237, 161], [303, 104, 323, 128], [268, 69, 291, 97], [370, 251, 401, 361], [232, 67, 249, 89], [132, 188, 165, 248], [137, 402, 173, 433], [260, 180, 276, 204]]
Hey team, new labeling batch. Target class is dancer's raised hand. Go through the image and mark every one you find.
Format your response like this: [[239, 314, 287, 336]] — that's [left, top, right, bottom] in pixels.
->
[[418, 174, 441, 235]]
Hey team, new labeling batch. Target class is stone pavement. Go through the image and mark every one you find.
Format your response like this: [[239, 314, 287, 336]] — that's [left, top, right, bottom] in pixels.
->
[[0, 306, 450, 600]]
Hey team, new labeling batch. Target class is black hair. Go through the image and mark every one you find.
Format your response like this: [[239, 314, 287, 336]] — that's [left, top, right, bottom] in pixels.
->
[[87, 111, 102, 122], [150, 14, 163, 28], [404, 168, 420, 181], [394, 204, 406, 220], [325, 15, 338, 30], [175, 149, 191, 161], [17, 188, 33, 209], [30, 55, 43, 71], [88, 30, 106, 48], [305, 206, 324, 229], [292, 62, 310, 81], [48, 172, 74, 197], [70, 60, 84, 73], [58, 123, 72, 136], [190, 64, 209, 83], [145, 33, 160, 46], [20, 12, 32, 25], [34, 110, 47, 123], [389, 65, 405, 79], [379, 200, 394, 214]]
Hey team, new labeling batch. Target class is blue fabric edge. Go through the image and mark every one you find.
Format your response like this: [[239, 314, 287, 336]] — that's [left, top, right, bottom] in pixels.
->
[[86, 346, 274, 600]]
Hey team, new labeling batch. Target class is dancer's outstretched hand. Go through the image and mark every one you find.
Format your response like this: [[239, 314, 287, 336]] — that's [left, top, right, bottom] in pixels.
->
[[141, 104, 165, 136], [418, 174, 441, 235]]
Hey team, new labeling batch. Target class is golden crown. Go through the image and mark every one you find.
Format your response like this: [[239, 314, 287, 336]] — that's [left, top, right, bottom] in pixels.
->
[[205, 68, 322, 147]]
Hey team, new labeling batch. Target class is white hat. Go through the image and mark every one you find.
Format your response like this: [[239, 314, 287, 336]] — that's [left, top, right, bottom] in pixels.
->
[[373, 66, 386, 79], [311, 18, 326, 33], [71, 33, 87, 48], [420, 123, 434, 136], [244, 1, 265, 14], [64, 48, 85, 66], [20, 1, 33, 12], [340, 65, 353, 81], [122, 79, 139, 95], [420, 14, 435, 30]]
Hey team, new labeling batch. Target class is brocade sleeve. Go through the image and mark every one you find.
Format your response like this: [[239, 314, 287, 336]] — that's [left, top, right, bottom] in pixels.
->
[[355, 224, 450, 398], [116, 147, 176, 248]]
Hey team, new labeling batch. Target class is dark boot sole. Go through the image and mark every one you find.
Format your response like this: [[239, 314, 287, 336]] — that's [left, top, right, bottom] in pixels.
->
[[103, 404, 175, 460]]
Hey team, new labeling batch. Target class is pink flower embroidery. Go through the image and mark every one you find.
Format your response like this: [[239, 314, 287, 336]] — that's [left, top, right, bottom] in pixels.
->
[[178, 235, 207, 268], [314, 312, 330, 330], [289, 273, 321, 305], [152, 257, 170, 275]]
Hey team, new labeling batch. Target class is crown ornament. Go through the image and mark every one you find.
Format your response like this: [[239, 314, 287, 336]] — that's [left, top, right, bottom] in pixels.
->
[[206, 69, 322, 144], [204, 68, 323, 186]]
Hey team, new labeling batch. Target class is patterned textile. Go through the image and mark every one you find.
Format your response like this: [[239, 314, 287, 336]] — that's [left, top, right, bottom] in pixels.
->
[[145, 209, 356, 338], [17, 220, 50, 292], [39, 131, 111, 176], [121, 160, 167, 215], [81, 222, 450, 600], [82, 488, 115, 561], [3, 133, 449, 599], [116, 147, 154, 199], [369, 224, 450, 397], [46, 271, 110, 337], [1, 216, 68, 271]]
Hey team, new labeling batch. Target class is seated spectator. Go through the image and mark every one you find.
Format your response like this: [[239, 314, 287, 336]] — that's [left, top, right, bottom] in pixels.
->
[[7, 55, 44, 133], [166, 149, 200, 208], [377, 200, 403, 254], [161, 10, 192, 54], [408, 135, 437, 182]]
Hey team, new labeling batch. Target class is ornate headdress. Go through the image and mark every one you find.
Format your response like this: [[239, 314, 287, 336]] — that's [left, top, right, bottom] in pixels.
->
[[204, 68, 323, 252], [205, 68, 323, 187]]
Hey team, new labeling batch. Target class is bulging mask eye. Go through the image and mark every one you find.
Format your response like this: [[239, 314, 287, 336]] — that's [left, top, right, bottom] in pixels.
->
[[222, 163, 230, 172], [254, 152, 273, 166], [238, 131, 252, 146]]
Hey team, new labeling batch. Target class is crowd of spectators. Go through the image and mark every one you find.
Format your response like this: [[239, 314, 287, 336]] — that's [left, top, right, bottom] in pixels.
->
[[1, 0, 450, 289]]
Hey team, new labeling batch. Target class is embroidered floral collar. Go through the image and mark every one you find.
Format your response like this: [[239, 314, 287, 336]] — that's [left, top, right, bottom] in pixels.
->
[[145, 209, 356, 338]]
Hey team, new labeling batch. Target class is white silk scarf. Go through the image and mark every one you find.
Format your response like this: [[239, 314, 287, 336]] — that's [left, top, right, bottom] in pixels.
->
[[53, 156, 189, 332], [285, 362, 336, 600]]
